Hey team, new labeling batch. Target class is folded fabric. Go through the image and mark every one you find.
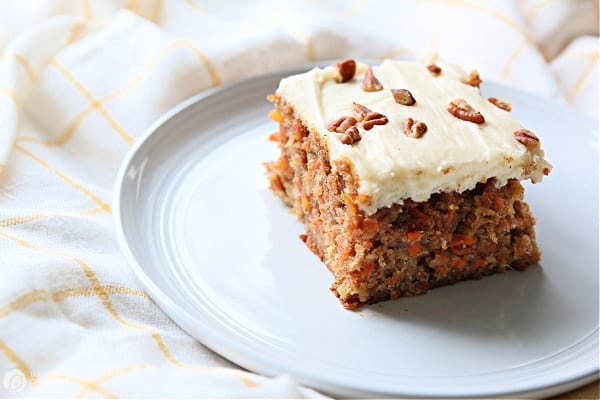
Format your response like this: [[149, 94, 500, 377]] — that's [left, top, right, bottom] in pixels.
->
[[0, 1, 596, 397]]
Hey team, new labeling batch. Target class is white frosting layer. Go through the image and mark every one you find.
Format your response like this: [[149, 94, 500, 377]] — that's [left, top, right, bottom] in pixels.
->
[[276, 59, 552, 215]]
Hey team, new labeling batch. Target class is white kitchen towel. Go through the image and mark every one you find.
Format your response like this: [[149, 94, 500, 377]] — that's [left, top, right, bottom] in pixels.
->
[[0, 0, 597, 398]]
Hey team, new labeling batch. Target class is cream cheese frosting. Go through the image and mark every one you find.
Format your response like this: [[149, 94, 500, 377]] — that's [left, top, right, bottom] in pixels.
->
[[276, 59, 552, 215]]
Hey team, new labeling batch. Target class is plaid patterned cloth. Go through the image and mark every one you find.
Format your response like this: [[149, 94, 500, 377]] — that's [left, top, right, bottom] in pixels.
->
[[0, 0, 597, 397]]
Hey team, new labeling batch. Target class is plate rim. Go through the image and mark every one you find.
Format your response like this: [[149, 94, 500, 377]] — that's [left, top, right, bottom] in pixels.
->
[[113, 65, 599, 398]]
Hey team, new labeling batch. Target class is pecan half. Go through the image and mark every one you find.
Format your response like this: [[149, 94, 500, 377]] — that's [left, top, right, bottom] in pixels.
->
[[427, 64, 442, 75], [463, 70, 482, 87], [352, 102, 372, 121], [328, 116, 357, 133], [488, 97, 512, 111], [447, 99, 485, 124], [402, 117, 427, 138], [391, 89, 416, 105], [362, 112, 388, 130], [514, 129, 540, 148], [335, 59, 356, 83], [362, 66, 383, 92], [340, 126, 361, 145]]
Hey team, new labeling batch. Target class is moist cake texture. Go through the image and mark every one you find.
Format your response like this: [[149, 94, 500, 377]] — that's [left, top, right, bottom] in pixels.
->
[[265, 58, 552, 309]]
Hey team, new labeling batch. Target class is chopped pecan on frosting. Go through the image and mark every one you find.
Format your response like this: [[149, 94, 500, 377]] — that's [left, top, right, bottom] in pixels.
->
[[402, 117, 428, 138], [328, 115, 361, 144], [362, 111, 388, 130], [334, 59, 356, 83], [447, 98, 485, 124], [463, 70, 482, 87], [488, 97, 512, 111], [340, 126, 361, 145], [362, 66, 383, 92], [391, 89, 416, 105], [427, 63, 442, 75], [328, 116, 357, 133], [514, 129, 540, 148], [350, 102, 388, 130], [352, 102, 372, 121]]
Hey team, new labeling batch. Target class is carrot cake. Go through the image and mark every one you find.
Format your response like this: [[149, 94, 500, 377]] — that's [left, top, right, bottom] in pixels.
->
[[265, 58, 552, 310]]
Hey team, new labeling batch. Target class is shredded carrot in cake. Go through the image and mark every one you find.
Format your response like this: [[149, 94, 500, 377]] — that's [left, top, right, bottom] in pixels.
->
[[361, 261, 375, 277], [269, 109, 283, 122], [408, 242, 421, 258]]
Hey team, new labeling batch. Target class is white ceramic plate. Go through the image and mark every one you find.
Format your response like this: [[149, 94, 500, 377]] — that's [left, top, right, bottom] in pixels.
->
[[114, 66, 599, 398]]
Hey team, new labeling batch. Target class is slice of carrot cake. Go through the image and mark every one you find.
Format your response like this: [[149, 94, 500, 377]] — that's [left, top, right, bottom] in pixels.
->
[[265, 58, 552, 310]]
